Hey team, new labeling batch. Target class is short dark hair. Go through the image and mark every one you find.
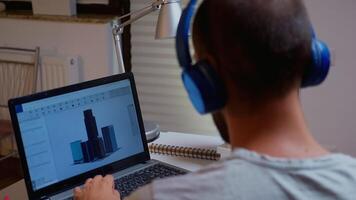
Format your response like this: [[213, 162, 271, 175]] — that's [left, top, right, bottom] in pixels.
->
[[193, 0, 313, 102]]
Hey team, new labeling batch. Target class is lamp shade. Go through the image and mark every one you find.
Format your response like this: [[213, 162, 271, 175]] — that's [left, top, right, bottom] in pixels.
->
[[155, 0, 182, 39]]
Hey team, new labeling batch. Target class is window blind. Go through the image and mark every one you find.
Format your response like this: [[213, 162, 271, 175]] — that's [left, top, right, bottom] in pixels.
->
[[131, 0, 217, 135]]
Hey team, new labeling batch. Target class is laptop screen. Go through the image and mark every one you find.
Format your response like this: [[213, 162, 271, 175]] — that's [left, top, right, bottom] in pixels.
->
[[14, 78, 144, 191]]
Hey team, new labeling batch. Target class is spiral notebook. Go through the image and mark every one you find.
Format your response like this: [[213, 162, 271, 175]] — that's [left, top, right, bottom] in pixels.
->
[[149, 143, 221, 161]]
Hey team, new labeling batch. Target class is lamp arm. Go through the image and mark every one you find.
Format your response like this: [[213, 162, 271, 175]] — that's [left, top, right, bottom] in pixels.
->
[[112, 0, 166, 74], [113, 0, 164, 35]]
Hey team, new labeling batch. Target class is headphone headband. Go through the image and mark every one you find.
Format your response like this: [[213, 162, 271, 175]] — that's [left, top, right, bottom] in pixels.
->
[[175, 0, 227, 114], [176, 0, 197, 68]]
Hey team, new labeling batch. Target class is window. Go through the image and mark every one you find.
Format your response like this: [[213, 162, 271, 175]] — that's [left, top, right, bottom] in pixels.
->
[[131, 0, 217, 135]]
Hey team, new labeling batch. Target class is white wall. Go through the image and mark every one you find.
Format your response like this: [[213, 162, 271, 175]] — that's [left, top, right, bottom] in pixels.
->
[[0, 18, 116, 81], [302, 0, 356, 156]]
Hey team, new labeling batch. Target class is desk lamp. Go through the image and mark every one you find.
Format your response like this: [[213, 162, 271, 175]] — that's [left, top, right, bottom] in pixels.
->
[[112, 0, 182, 142], [112, 0, 181, 74]]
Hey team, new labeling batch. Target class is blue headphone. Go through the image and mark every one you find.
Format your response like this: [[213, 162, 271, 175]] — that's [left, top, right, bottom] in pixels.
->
[[175, 0, 331, 114]]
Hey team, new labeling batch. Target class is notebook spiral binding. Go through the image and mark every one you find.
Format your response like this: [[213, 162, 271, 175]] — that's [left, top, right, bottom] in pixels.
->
[[148, 143, 221, 161]]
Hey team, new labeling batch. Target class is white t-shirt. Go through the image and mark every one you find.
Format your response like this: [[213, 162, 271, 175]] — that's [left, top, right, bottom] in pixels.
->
[[127, 149, 356, 200]]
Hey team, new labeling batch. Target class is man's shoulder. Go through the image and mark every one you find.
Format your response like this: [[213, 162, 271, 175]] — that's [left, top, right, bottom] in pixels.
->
[[126, 158, 252, 200], [128, 151, 356, 200], [149, 158, 256, 200], [151, 152, 356, 198], [155, 156, 254, 182]]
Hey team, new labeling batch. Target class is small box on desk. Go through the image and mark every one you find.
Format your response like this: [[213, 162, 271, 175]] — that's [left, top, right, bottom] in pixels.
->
[[32, 0, 77, 16]]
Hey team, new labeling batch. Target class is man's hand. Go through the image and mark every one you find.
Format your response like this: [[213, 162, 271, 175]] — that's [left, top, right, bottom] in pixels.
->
[[74, 175, 121, 200]]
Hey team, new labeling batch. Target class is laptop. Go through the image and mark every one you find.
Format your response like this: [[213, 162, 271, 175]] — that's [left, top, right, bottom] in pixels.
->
[[8, 72, 188, 200]]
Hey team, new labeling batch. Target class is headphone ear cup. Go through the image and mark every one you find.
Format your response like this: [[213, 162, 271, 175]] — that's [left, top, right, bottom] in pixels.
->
[[302, 39, 331, 87], [181, 60, 227, 114]]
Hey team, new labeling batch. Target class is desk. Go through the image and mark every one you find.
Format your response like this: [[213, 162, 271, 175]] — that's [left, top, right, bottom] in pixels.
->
[[0, 132, 224, 199]]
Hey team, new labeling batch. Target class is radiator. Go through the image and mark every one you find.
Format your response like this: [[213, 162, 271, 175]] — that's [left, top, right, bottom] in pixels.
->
[[39, 56, 80, 91], [0, 55, 80, 120]]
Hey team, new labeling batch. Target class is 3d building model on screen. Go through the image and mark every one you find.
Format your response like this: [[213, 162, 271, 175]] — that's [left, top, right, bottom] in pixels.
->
[[70, 109, 119, 164]]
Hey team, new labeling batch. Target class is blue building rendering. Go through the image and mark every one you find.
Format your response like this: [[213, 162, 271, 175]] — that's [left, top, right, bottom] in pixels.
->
[[70, 109, 119, 164], [102, 125, 118, 153]]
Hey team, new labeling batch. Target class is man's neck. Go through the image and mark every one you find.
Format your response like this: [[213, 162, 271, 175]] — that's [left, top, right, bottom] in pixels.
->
[[225, 91, 329, 158]]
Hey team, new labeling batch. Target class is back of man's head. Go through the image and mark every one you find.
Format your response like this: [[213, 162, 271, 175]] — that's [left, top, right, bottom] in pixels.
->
[[193, 0, 313, 102]]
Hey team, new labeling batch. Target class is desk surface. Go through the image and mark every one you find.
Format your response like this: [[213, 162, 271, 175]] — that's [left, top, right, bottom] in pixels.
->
[[0, 132, 224, 199]]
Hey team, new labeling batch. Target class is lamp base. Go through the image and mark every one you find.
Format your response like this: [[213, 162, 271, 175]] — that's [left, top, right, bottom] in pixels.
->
[[144, 121, 160, 143]]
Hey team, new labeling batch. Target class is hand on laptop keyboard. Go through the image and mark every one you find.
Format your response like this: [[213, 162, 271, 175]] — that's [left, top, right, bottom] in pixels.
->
[[73, 175, 120, 200], [73, 163, 187, 200], [115, 163, 187, 198]]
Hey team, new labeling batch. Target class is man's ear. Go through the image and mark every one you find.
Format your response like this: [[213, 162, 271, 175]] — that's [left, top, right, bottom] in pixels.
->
[[203, 53, 226, 81], [204, 53, 218, 68], [193, 37, 217, 66], [193, 42, 224, 79]]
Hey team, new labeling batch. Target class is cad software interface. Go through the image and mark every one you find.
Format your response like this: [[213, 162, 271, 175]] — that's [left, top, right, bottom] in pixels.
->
[[15, 79, 144, 191]]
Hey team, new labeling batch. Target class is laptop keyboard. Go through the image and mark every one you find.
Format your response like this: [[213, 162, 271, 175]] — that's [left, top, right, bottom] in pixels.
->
[[115, 163, 187, 198], [63, 163, 186, 200]]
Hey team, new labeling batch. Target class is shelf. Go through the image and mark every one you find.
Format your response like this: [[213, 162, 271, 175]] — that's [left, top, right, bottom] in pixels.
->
[[0, 10, 115, 24]]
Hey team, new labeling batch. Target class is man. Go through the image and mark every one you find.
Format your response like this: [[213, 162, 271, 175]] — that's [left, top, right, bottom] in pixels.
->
[[74, 0, 356, 199]]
